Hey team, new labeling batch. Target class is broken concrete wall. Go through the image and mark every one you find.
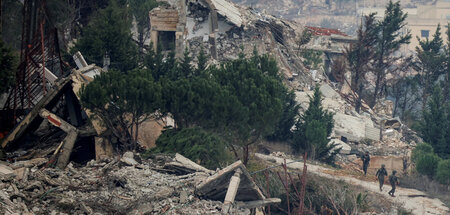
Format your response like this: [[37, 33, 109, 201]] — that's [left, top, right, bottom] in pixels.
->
[[149, 5, 186, 57], [353, 155, 407, 175]]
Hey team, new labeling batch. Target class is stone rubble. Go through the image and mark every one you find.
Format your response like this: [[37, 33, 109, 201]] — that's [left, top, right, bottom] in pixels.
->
[[0, 153, 251, 215]]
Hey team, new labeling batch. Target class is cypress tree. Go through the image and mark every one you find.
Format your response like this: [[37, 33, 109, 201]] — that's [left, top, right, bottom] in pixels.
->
[[293, 86, 337, 163], [371, 0, 411, 107]]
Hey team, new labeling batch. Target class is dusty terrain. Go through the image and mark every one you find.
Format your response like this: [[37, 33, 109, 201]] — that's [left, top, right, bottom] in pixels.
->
[[255, 153, 450, 215]]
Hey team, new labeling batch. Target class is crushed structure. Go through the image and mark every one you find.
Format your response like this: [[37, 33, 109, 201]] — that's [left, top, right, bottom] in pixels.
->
[[0, 152, 279, 215]]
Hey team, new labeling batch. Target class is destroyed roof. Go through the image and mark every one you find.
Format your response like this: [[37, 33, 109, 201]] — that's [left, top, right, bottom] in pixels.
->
[[207, 0, 243, 27], [196, 160, 265, 201], [306, 26, 348, 37]]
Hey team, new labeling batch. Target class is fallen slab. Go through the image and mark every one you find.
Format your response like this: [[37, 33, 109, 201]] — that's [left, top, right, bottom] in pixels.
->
[[164, 153, 213, 175]]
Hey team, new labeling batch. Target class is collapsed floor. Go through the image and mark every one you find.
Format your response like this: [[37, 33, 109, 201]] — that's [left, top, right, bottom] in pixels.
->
[[0, 153, 255, 215]]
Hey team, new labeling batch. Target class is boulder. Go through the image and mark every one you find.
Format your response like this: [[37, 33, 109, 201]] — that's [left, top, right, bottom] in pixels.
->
[[329, 139, 351, 154], [120, 152, 138, 166]]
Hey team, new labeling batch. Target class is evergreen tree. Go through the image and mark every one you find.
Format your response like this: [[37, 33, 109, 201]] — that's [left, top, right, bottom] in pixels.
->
[[444, 23, 450, 103], [266, 90, 299, 141], [420, 86, 449, 159], [0, 38, 17, 94], [371, 0, 411, 107], [129, 0, 159, 60], [179, 47, 193, 78], [196, 47, 208, 75], [388, 76, 421, 120], [414, 24, 446, 110], [345, 13, 378, 113], [73, 0, 138, 72], [80, 69, 162, 150], [210, 52, 286, 165], [149, 127, 232, 169], [293, 86, 338, 163]]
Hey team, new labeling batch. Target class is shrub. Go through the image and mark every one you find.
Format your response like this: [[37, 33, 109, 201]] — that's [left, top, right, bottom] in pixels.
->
[[411, 142, 434, 163], [436, 159, 450, 185], [416, 153, 441, 178], [148, 127, 232, 169]]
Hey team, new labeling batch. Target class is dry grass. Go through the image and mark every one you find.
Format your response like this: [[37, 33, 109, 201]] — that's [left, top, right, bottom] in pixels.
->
[[400, 174, 450, 208]]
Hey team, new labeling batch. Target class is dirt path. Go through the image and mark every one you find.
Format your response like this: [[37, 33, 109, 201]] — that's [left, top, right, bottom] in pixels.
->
[[255, 153, 450, 215]]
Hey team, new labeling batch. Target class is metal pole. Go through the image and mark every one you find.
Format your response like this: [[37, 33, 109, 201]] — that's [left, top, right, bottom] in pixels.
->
[[284, 159, 290, 215], [265, 171, 271, 215]]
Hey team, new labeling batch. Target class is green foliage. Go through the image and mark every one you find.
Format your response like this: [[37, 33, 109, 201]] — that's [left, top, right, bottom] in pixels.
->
[[79, 69, 162, 149], [389, 76, 421, 120], [301, 49, 323, 70], [73, 0, 138, 72], [211, 52, 285, 141], [414, 24, 446, 109], [411, 142, 434, 163], [436, 159, 450, 185], [345, 13, 378, 113], [416, 153, 441, 178], [129, 0, 158, 34], [150, 127, 232, 169], [196, 47, 208, 74], [0, 38, 17, 94], [371, 0, 411, 107], [420, 86, 450, 159], [293, 86, 337, 163], [266, 90, 300, 141], [356, 192, 369, 212]]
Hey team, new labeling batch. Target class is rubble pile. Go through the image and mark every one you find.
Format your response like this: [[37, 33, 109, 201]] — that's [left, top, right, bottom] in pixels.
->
[[0, 153, 252, 215]]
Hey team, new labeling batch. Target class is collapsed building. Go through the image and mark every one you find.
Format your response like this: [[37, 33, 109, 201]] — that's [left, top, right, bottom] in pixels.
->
[[0, 0, 431, 214]]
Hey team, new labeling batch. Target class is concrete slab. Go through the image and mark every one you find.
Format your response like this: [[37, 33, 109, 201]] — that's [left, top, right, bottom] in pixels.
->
[[196, 160, 265, 201]]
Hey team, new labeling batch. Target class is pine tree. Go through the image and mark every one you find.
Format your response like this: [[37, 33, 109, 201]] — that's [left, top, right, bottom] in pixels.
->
[[179, 47, 193, 78], [444, 23, 450, 103], [209, 52, 286, 165], [371, 0, 411, 107], [129, 0, 159, 60], [345, 13, 378, 113], [196, 46, 208, 75], [80, 69, 162, 150], [73, 0, 138, 72], [293, 86, 337, 163], [414, 24, 446, 110], [267, 90, 300, 141], [420, 86, 449, 159]]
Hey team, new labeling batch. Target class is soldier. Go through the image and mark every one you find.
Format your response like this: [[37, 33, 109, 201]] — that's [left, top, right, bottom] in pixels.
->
[[376, 164, 388, 191], [388, 170, 399, 197], [361, 151, 370, 176]]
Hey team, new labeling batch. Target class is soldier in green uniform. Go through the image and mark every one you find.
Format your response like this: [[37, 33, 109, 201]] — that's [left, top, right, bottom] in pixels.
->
[[361, 151, 370, 176], [388, 170, 399, 197], [376, 164, 388, 191]]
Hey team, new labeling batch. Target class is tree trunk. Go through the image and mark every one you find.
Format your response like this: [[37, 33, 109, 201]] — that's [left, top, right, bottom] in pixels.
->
[[137, 26, 145, 62], [134, 120, 139, 152], [243, 145, 249, 166], [372, 72, 382, 108], [355, 79, 363, 113]]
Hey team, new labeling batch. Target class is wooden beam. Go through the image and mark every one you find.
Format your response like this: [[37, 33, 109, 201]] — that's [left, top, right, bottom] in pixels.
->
[[235, 198, 281, 209], [222, 168, 242, 214], [38, 108, 78, 169]]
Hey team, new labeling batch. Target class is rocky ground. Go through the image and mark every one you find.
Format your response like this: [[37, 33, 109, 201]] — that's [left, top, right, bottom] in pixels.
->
[[0, 153, 250, 215]]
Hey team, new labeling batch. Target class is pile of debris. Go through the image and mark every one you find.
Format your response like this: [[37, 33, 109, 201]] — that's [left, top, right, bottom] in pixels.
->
[[1, 152, 279, 215]]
